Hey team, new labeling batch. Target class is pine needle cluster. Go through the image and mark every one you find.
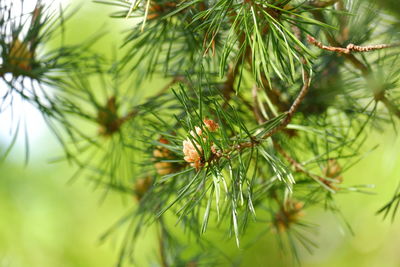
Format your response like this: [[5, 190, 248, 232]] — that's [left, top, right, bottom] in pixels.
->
[[1, 0, 400, 265]]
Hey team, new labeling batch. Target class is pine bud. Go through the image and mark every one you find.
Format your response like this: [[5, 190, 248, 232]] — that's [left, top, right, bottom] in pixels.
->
[[182, 138, 203, 170], [97, 96, 122, 136], [323, 159, 342, 178], [203, 118, 219, 132], [182, 119, 219, 170], [9, 39, 34, 71], [147, 1, 177, 20], [274, 200, 304, 232], [321, 159, 343, 190]]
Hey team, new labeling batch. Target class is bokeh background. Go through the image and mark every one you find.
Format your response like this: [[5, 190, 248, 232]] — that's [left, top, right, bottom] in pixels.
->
[[1, 1, 400, 266]]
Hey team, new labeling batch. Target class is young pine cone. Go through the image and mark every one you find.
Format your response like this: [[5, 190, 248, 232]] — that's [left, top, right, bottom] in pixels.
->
[[182, 119, 219, 170]]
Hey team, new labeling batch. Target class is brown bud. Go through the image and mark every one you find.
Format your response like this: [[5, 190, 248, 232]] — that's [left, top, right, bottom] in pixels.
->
[[321, 159, 343, 190], [203, 118, 219, 132], [97, 97, 123, 136], [147, 1, 177, 20], [274, 200, 304, 232], [182, 138, 203, 170], [323, 159, 342, 178]]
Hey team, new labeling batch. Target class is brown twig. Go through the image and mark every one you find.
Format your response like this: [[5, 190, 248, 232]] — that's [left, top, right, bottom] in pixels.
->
[[273, 141, 336, 192], [213, 67, 312, 160], [310, 10, 369, 75], [307, 35, 398, 54], [209, 4, 310, 160], [261, 67, 311, 140]]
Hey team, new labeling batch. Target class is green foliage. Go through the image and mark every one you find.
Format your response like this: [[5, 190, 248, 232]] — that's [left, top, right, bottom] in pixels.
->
[[1, 0, 400, 266]]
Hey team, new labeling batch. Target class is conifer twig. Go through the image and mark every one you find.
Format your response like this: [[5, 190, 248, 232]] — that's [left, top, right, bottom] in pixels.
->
[[214, 67, 312, 159], [273, 141, 336, 192], [260, 67, 311, 140], [307, 35, 399, 54]]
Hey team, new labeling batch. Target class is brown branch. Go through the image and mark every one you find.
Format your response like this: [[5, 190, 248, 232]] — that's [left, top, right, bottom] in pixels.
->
[[273, 142, 301, 171], [212, 68, 312, 160], [261, 68, 311, 140], [273, 141, 336, 192], [307, 35, 398, 54], [310, 10, 370, 75], [210, 4, 310, 160]]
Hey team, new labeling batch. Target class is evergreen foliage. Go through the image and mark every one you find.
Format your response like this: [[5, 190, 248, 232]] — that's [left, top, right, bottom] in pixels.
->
[[1, 0, 400, 266]]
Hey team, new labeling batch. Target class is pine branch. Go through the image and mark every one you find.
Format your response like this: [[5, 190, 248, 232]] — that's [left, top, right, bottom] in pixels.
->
[[4, 0, 400, 264], [261, 67, 311, 139], [214, 66, 311, 159], [307, 35, 399, 54], [273, 140, 337, 192]]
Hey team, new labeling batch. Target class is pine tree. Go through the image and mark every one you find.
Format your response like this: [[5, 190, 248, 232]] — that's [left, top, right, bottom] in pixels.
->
[[1, 0, 400, 266]]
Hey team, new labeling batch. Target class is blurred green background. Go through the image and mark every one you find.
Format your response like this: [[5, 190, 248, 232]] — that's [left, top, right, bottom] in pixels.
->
[[1, 1, 400, 266]]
